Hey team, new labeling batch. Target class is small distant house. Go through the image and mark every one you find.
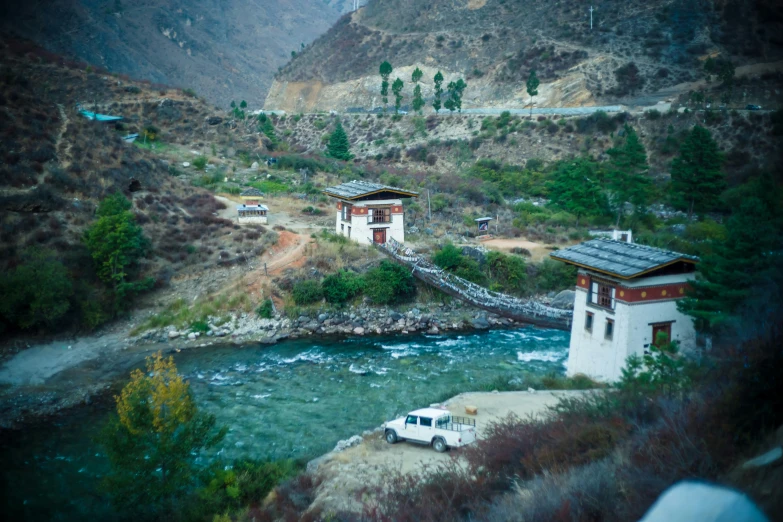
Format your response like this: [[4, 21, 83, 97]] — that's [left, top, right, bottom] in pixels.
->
[[588, 229, 633, 243], [237, 188, 268, 224], [550, 238, 699, 382], [322, 180, 418, 245]]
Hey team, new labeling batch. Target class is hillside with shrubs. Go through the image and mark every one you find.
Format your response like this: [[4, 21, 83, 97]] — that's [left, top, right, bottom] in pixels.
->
[[272, 0, 783, 110], [0, 37, 279, 335]]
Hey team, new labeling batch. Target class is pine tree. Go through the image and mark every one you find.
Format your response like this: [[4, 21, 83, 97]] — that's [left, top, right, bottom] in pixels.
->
[[327, 120, 353, 161], [379, 61, 393, 112], [433, 71, 444, 113], [547, 159, 607, 226], [670, 125, 725, 219], [678, 191, 783, 332], [606, 124, 652, 225], [444, 79, 467, 113], [411, 67, 424, 114], [526, 70, 539, 117], [258, 114, 279, 149], [392, 77, 404, 113]]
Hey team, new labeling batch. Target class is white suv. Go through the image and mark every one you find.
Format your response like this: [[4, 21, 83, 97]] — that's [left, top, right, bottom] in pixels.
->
[[384, 408, 477, 452]]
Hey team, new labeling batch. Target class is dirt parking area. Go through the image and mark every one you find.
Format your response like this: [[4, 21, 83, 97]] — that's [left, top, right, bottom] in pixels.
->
[[481, 238, 562, 263], [308, 390, 586, 515]]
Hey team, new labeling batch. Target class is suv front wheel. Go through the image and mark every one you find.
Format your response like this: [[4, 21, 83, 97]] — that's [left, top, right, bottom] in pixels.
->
[[385, 430, 398, 444]]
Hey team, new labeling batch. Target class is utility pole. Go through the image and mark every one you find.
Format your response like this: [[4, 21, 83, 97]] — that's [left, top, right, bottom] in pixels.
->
[[427, 190, 432, 221], [589, 6, 594, 30]]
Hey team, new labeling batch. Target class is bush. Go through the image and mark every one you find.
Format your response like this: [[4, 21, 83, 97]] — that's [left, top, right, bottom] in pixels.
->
[[432, 242, 463, 270], [321, 270, 364, 305], [256, 299, 274, 318], [193, 156, 208, 170], [194, 459, 295, 519], [363, 261, 416, 305], [486, 251, 527, 294], [0, 248, 74, 330], [190, 320, 209, 333], [531, 259, 577, 293], [291, 280, 323, 305]]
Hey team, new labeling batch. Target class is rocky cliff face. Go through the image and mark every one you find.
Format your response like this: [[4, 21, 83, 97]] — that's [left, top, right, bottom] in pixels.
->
[[265, 0, 783, 111], [0, 0, 342, 107]]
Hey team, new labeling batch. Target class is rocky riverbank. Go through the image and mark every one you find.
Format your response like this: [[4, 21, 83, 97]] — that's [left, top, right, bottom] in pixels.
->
[[130, 301, 545, 348]]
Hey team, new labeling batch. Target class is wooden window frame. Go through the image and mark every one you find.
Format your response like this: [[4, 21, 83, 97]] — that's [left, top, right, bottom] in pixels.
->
[[370, 207, 392, 224], [589, 278, 616, 311], [605, 318, 614, 340], [342, 203, 352, 223], [585, 311, 594, 332]]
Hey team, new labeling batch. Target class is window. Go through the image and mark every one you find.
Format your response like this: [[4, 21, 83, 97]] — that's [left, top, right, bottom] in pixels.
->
[[436, 416, 450, 428], [420, 417, 432, 427], [605, 318, 614, 340], [585, 312, 594, 332], [341, 203, 352, 222], [370, 207, 391, 224], [405, 415, 418, 426], [590, 280, 616, 310]]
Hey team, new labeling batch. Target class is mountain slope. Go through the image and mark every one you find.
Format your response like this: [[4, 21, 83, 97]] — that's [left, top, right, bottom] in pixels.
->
[[266, 0, 783, 111], [0, 0, 342, 108]]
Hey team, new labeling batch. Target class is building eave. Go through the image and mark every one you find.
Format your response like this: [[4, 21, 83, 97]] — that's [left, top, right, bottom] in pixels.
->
[[559, 257, 698, 280]]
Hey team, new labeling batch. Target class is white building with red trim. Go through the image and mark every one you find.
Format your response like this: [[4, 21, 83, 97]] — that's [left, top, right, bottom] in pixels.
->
[[237, 188, 268, 224], [550, 239, 699, 382], [322, 181, 418, 245]]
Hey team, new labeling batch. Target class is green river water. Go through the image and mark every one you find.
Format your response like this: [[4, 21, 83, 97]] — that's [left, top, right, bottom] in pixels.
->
[[0, 327, 569, 521]]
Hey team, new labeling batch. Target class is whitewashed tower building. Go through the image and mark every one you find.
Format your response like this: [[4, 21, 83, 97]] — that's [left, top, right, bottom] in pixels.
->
[[550, 239, 699, 382]]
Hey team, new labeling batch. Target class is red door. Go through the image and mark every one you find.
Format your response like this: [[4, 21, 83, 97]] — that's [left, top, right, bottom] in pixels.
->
[[373, 229, 387, 244], [652, 323, 672, 347]]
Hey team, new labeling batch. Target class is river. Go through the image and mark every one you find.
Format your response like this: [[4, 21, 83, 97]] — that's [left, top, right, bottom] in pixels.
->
[[0, 327, 569, 521]]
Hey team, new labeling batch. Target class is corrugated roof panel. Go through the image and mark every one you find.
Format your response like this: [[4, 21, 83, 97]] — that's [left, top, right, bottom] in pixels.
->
[[549, 238, 698, 279], [322, 180, 418, 199]]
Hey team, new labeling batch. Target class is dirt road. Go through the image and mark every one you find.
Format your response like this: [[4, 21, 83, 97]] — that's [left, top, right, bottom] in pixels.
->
[[308, 390, 586, 515]]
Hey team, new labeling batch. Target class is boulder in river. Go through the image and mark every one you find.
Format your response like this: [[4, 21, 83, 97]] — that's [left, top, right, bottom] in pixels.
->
[[550, 290, 576, 310], [472, 316, 490, 329]]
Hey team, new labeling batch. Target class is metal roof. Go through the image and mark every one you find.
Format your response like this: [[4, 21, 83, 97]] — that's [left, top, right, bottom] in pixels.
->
[[549, 238, 698, 279], [237, 204, 268, 210], [322, 180, 418, 200], [240, 188, 264, 197], [474, 217, 493, 222], [409, 408, 449, 418]]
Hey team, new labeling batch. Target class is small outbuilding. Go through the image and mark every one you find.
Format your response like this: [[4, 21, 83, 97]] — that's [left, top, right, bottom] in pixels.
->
[[475, 217, 493, 237], [322, 180, 418, 245], [588, 229, 633, 243], [237, 188, 268, 224], [550, 238, 699, 382]]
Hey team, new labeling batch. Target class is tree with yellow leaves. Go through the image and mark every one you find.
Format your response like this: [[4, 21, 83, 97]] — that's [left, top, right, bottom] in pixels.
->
[[100, 352, 226, 516]]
